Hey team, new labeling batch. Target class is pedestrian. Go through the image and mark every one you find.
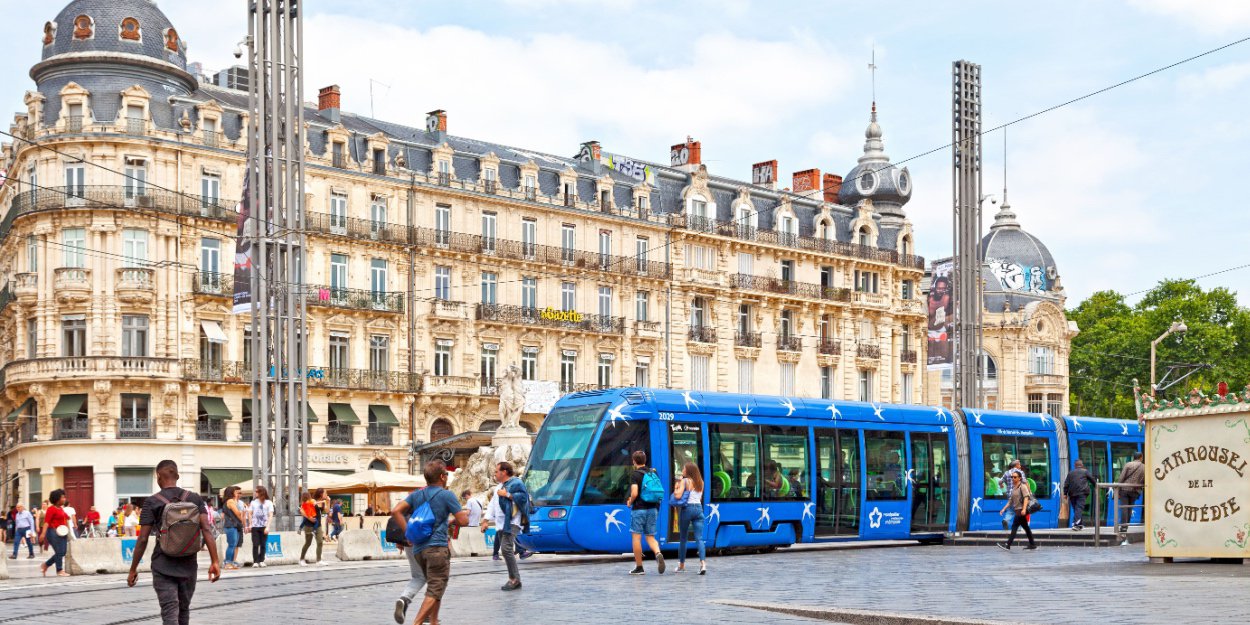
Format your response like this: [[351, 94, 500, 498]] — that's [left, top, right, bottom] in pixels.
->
[[998, 460, 1024, 530], [126, 460, 222, 625], [124, 504, 140, 537], [673, 461, 707, 575], [462, 489, 483, 529], [328, 498, 345, 542], [86, 505, 102, 537], [1062, 459, 1097, 531], [36, 501, 48, 553], [299, 489, 327, 566], [996, 472, 1037, 551], [11, 503, 35, 559], [38, 489, 71, 576], [626, 450, 665, 575], [249, 485, 274, 567], [62, 500, 78, 540], [391, 459, 468, 625], [221, 486, 246, 570], [492, 462, 530, 591], [484, 491, 503, 561], [1116, 451, 1146, 544]]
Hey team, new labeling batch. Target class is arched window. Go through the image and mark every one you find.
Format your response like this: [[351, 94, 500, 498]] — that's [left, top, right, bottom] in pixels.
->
[[900, 235, 912, 257], [368, 459, 389, 471], [119, 17, 140, 41], [521, 422, 536, 434], [818, 218, 833, 240], [430, 418, 454, 441], [857, 226, 871, 245], [478, 419, 501, 432]]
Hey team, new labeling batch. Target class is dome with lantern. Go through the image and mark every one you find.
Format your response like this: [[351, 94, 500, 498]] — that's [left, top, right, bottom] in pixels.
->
[[838, 103, 913, 224]]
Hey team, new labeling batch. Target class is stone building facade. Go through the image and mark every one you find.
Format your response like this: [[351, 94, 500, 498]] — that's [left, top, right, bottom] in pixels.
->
[[0, 0, 926, 512]]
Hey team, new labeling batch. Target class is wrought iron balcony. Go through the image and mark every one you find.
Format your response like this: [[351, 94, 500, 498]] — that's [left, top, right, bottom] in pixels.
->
[[437, 172, 452, 186], [6, 186, 237, 226], [476, 303, 625, 335], [524, 187, 537, 201], [65, 115, 84, 133], [777, 335, 803, 352], [900, 349, 918, 364], [688, 325, 717, 344], [367, 423, 394, 445], [203, 130, 221, 148], [305, 211, 410, 245], [19, 421, 37, 444], [735, 331, 762, 348], [118, 419, 153, 439], [196, 419, 227, 441], [305, 285, 405, 313], [332, 153, 347, 169], [314, 367, 421, 393], [732, 274, 852, 303], [675, 214, 926, 269], [182, 359, 251, 384], [326, 422, 354, 444], [559, 381, 598, 394], [55, 419, 89, 440], [818, 339, 841, 356], [856, 343, 881, 359], [484, 180, 497, 194], [125, 117, 145, 135]]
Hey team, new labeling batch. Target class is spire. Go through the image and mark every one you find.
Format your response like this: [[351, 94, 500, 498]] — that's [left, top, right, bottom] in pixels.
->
[[991, 128, 1018, 230], [859, 101, 888, 164]]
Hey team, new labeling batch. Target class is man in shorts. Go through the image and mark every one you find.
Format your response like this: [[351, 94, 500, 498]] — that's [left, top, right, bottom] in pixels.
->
[[390, 459, 468, 625], [626, 450, 664, 575]]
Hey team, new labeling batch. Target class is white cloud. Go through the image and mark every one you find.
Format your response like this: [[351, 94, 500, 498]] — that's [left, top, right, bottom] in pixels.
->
[[1177, 61, 1250, 93], [1127, 0, 1250, 34]]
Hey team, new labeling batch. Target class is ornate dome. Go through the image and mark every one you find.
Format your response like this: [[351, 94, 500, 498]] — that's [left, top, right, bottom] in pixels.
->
[[838, 104, 912, 223], [980, 199, 1060, 306], [41, 0, 186, 70]]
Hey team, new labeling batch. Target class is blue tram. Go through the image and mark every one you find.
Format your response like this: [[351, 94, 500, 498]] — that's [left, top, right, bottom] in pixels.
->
[[517, 388, 1143, 554]]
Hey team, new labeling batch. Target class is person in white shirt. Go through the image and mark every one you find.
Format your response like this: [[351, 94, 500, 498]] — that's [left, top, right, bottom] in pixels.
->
[[462, 490, 483, 527], [249, 486, 275, 567], [123, 505, 140, 537], [63, 504, 78, 539]]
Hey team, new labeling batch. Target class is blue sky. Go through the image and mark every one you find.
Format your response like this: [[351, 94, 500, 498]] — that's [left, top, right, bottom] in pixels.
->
[[2, 0, 1248, 307]]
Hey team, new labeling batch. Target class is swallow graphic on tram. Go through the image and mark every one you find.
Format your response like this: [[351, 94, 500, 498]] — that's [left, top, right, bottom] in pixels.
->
[[516, 387, 1143, 554]]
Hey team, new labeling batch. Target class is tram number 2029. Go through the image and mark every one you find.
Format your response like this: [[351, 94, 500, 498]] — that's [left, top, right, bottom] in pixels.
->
[[658, 412, 675, 421]]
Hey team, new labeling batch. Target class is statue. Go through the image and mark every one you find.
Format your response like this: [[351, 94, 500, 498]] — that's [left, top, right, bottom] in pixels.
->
[[498, 363, 525, 431]]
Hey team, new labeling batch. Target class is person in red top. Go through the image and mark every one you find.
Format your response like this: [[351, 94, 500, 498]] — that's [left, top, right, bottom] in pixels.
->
[[39, 489, 70, 577], [86, 506, 102, 537]]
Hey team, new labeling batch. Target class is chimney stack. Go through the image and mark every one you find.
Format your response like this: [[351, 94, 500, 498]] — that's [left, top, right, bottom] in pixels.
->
[[752, 159, 777, 189], [579, 140, 602, 173], [426, 109, 448, 142], [792, 168, 821, 198], [318, 85, 341, 123], [823, 174, 843, 203], [670, 136, 701, 172]]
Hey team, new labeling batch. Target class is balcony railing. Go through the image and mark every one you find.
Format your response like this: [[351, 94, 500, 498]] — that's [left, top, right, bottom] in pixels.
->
[[424, 375, 480, 396], [900, 349, 918, 364], [818, 339, 841, 356], [332, 153, 347, 169], [437, 172, 452, 186], [733, 274, 852, 303], [240, 420, 253, 442], [316, 368, 421, 393], [688, 325, 717, 344], [305, 285, 405, 313], [194, 271, 233, 296], [203, 130, 221, 148], [777, 335, 802, 352], [326, 422, 354, 444], [55, 419, 90, 440], [7, 186, 237, 226], [118, 419, 153, 439], [65, 115, 84, 133], [5, 356, 177, 385], [734, 331, 762, 348], [634, 320, 661, 333], [1026, 373, 1065, 388], [373, 161, 387, 176], [19, 421, 36, 444], [484, 180, 497, 194], [675, 214, 926, 269], [54, 267, 91, 289], [476, 303, 625, 335], [196, 419, 227, 441], [182, 359, 251, 384], [856, 343, 881, 359], [125, 117, 145, 135], [524, 187, 537, 201], [367, 423, 395, 445], [117, 267, 154, 289]]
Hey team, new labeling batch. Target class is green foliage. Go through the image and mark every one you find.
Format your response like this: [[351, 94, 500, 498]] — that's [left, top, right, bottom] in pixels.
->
[[1068, 280, 1250, 419]]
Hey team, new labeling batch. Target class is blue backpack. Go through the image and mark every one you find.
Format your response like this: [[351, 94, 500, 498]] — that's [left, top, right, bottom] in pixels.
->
[[405, 489, 438, 545], [640, 470, 665, 504]]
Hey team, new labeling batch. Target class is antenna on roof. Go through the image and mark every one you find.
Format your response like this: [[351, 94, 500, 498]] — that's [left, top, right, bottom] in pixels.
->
[[868, 46, 877, 111], [369, 78, 391, 119]]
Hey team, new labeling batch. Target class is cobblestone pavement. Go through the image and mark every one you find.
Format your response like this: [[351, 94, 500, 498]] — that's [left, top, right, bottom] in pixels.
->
[[2, 543, 1248, 624]]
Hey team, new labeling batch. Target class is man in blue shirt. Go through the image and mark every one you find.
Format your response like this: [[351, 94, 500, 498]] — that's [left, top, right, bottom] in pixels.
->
[[11, 503, 35, 558], [391, 459, 467, 625]]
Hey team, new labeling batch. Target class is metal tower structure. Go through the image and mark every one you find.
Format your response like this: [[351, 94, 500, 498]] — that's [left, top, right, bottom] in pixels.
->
[[247, 0, 307, 531], [951, 60, 983, 411]]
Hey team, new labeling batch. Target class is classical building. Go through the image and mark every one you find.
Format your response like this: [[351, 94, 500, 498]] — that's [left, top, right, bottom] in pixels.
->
[[0, 0, 927, 512], [924, 196, 1077, 414]]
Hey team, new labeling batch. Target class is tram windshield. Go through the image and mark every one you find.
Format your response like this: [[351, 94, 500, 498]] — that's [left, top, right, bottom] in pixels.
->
[[523, 404, 606, 506]]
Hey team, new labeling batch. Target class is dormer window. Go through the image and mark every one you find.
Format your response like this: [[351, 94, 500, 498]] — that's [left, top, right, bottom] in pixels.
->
[[372, 148, 386, 175], [857, 226, 871, 245], [331, 142, 345, 168], [66, 103, 84, 132], [523, 174, 537, 200], [484, 168, 497, 194], [599, 189, 610, 208], [73, 15, 94, 40], [120, 17, 141, 42], [637, 194, 648, 211], [164, 28, 180, 52], [437, 160, 451, 185], [900, 235, 912, 257], [203, 118, 219, 148]]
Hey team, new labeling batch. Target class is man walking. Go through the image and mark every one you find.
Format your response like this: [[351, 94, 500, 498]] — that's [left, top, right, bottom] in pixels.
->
[[1116, 452, 1146, 544], [391, 459, 468, 625], [127, 460, 221, 625], [492, 462, 529, 591], [1063, 460, 1097, 530], [10, 504, 34, 559], [627, 450, 664, 575]]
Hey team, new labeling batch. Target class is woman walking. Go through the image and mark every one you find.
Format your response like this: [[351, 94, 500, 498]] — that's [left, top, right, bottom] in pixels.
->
[[997, 472, 1038, 551], [299, 489, 327, 565], [673, 462, 707, 575], [222, 486, 246, 570], [39, 490, 71, 577], [250, 485, 274, 567]]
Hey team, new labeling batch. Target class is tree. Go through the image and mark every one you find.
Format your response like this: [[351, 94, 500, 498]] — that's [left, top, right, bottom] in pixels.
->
[[1067, 280, 1250, 419]]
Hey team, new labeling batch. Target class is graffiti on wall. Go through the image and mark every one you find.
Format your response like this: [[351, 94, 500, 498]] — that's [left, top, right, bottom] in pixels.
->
[[986, 257, 1048, 294]]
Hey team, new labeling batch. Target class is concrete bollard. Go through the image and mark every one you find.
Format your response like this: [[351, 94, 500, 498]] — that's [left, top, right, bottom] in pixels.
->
[[335, 529, 385, 561], [215, 531, 303, 567], [0, 550, 7, 580], [450, 528, 489, 557], [66, 537, 155, 575]]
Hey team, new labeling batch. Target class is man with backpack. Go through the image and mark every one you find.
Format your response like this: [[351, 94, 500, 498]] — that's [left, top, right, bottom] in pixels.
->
[[492, 461, 530, 591], [127, 460, 221, 625], [626, 450, 665, 575], [390, 459, 468, 625]]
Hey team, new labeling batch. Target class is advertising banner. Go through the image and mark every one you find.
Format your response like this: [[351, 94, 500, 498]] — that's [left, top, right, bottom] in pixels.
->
[[927, 260, 953, 369], [231, 173, 254, 314]]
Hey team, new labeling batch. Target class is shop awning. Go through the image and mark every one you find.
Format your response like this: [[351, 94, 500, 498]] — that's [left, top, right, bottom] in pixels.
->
[[202, 468, 253, 491], [200, 320, 228, 343], [50, 394, 87, 420], [329, 403, 360, 425], [198, 396, 233, 420], [368, 404, 400, 426], [243, 399, 317, 422], [5, 398, 34, 423]]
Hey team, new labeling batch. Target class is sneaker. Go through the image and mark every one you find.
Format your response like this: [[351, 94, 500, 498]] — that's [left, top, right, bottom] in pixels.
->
[[318, 561, 329, 566], [1072, 525, 1081, 531], [699, 562, 706, 575], [996, 543, 1010, 551], [1121, 539, 1130, 546], [628, 566, 645, 575], [299, 560, 308, 566], [501, 580, 522, 591], [519, 550, 535, 560], [1024, 545, 1038, 550], [675, 564, 686, 573], [257, 562, 266, 568], [394, 598, 410, 624], [493, 555, 502, 561], [656, 553, 666, 574]]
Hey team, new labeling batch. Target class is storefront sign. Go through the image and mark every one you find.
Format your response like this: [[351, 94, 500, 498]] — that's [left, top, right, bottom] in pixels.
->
[[540, 308, 583, 323], [310, 453, 351, 464]]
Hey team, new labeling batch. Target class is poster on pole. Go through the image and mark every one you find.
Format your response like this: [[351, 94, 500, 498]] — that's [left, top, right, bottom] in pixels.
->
[[927, 259, 953, 369], [232, 173, 254, 313]]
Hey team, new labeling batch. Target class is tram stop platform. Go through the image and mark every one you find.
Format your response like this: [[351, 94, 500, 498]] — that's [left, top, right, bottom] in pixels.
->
[[946, 524, 1146, 547]]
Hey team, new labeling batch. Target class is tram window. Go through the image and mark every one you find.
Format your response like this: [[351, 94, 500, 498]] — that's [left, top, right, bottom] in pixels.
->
[[982, 436, 1050, 498], [1111, 442, 1137, 480], [579, 421, 651, 505], [670, 424, 703, 482], [762, 426, 808, 500], [864, 430, 906, 500], [523, 404, 606, 506], [710, 424, 760, 501]]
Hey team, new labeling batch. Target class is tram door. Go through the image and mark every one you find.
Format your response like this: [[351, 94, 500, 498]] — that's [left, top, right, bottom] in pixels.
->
[[815, 429, 860, 536], [909, 433, 950, 533], [1077, 440, 1109, 523], [668, 423, 704, 543]]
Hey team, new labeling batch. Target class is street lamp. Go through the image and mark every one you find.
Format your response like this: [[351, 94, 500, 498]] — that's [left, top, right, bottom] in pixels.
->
[[1150, 320, 1187, 395]]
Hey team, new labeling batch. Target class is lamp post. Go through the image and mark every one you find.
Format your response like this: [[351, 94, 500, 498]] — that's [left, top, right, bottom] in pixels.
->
[[1150, 320, 1187, 396]]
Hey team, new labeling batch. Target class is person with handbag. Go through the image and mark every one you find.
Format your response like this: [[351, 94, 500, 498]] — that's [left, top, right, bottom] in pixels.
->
[[38, 490, 71, 576], [671, 462, 707, 575], [997, 472, 1037, 551]]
